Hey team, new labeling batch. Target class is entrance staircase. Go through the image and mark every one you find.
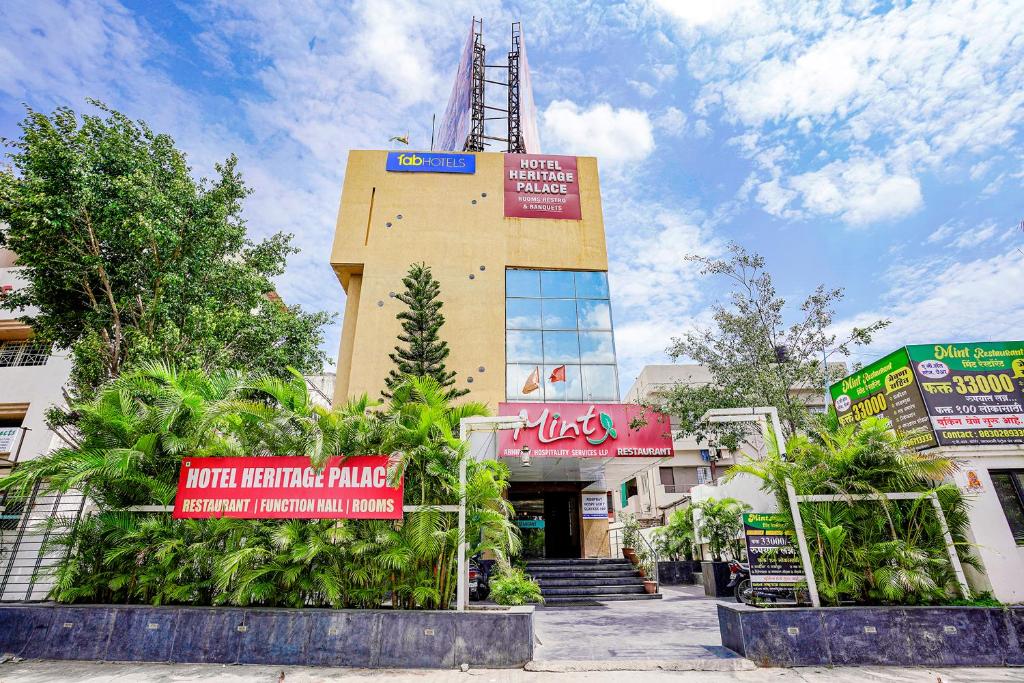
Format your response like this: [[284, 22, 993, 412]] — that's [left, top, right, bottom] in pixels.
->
[[525, 558, 662, 606]]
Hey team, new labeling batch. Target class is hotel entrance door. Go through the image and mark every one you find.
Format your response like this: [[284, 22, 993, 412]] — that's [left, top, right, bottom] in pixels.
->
[[510, 485, 582, 559]]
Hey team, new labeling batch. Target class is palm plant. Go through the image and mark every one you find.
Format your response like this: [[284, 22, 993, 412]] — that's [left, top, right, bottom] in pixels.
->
[[654, 505, 697, 561], [1, 365, 517, 610], [729, 415, 977, 605], [693, 497, 750, 561]]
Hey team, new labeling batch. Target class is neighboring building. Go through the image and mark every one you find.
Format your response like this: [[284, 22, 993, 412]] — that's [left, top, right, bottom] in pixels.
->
[[0, 247, 79, 602], [619, 364, 839, 524]]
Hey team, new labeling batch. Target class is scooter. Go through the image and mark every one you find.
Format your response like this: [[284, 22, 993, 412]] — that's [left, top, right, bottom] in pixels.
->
[[468, 553, 491, 601]]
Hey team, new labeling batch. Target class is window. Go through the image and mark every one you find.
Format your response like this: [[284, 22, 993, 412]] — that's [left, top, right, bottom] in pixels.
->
[[991, 470, 1024, 545], [505, 269, 618, 402], [0, 341, 50, 368]]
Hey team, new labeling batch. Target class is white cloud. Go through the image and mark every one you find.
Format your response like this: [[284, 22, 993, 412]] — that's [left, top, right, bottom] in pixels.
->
[[654, 0, 1024, 225], [628, 79, 657, 98], [926, 220, 956, 244], [541, 99, 655, 166], [838, 252, 1024, 353], [654, 106, 687, 136], [766, 157, 923, 225], [950, 220, 999, 249]]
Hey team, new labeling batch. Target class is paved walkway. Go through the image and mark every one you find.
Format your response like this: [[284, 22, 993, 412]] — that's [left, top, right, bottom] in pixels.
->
[[1, 661, 1022, 682], [532, 584, 737, 662]]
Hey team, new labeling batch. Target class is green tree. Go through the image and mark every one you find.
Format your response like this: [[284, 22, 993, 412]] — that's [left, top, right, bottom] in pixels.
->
[[384, 262, 467, 399], [0, 101, 330, 395], [0, 364, 519, 610], [694, 497, 751, 561], [653, 243, 888, 446], [654, 505, 697, 561]]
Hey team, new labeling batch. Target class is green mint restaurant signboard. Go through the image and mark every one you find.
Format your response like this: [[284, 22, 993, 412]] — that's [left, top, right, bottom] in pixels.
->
[[742, 513, 803, 602], [908, 342, 1024, 446], [830, 347, 937, 449], [831, 341, 1024, 448]]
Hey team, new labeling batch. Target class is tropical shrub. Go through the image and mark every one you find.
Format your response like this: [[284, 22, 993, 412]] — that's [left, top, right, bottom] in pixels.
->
[[489, 567, 543, 606], [0, 365, 519, 609], [620, 512, 642, 550], [654, 505, 696, 561], [730, 415, 978, 606], [694, 497, 751, 561]]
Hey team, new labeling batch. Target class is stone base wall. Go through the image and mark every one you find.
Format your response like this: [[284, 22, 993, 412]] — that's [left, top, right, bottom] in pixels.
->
[[718, 602, 1024, 667], [0, 604, 534, 669]]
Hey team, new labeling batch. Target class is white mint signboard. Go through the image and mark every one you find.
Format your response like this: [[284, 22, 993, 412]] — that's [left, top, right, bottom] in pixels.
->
[[0, 427, 19, 454], [582, 493, 608, 519]]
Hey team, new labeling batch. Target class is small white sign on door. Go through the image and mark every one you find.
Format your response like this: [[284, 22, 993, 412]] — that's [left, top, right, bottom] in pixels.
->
[[582, 493, 608, 519], [0, 427, 19, 454]]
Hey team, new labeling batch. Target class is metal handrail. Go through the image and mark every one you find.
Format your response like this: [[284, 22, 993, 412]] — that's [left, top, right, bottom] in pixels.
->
[[635, 528, 660, 593]]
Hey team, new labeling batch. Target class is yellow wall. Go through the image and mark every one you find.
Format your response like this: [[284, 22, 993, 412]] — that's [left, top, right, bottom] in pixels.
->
[[330, 150, 608, 409]]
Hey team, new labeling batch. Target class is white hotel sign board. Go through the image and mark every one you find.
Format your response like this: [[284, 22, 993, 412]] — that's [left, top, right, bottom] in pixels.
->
[[582, 493, 608, 519]]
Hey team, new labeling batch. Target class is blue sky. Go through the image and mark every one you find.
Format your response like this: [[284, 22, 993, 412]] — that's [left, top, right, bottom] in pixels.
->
[[1, 0, 1022, 395]]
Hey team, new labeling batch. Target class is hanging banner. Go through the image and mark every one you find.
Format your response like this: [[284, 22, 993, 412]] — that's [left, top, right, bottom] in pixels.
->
[[907, 342, 1024, 446], [0, 426, 19, 454], [504, 154, 582, 220], [498, 402, 672, 458], [517, 30, 541, 154], [742, 513, 803, 603], [435, 20, 476, 152], [172, 455, 403, 520]]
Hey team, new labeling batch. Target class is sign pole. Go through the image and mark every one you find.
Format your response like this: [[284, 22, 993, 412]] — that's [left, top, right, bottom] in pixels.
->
[[457, 454, 467, 612]]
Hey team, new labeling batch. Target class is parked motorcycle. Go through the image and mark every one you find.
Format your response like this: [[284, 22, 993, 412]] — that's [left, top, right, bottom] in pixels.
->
[[469, 553, 492, 601], [726, 560, 752, 604]]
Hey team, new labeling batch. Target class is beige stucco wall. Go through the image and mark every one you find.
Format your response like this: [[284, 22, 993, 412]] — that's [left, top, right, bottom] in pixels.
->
[[330, 150, 608, 408]]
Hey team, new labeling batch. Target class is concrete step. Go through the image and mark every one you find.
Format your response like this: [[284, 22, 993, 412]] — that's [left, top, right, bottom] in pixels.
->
[[542, 593, 663, 605], [526, 558, 632, 568], [525, 570, 640, 580], [535, 576, 644, 587], [541, 584, 646, 596]]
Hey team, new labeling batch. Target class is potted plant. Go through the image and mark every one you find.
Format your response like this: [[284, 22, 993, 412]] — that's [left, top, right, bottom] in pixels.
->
[[637, 552, 657, 593], [695, 497, 751, 598], [620, 513, 641, 563], [653, 505, 699, 584]]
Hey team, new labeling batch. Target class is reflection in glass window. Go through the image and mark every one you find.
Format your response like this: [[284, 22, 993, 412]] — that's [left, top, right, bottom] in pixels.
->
[[506, 269, 540, 298], [540, 271, 575, 298], [576, 300, 611, 330], [505, 268, 618, 402], [579, 331, 615, 363], [543, 331, 580, 363], [582, 365, 618, 401], [507, 331, 543, 362], [542, 299, 577, 329], [506, 299, 542, 330], [507, 363, 545, 402], [544, 364, 584, 401], [575, 271, 609, 299]]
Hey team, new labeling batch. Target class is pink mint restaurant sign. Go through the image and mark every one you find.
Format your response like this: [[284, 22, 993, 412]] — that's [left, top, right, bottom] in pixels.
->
[[498, 403, 673, 458]]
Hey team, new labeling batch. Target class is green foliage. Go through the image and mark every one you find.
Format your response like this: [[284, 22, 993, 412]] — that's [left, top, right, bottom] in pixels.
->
[[0, 101, 330, 395], [729, 416, 979, 606], [651, 243, 888, 445], [654, 505, 696, 561], [490, 567, 543, 606], [1, 365, 519, 609], [694, 497, 751, 561], [384, 263, 467, 399], [620, 512, 642, 549]]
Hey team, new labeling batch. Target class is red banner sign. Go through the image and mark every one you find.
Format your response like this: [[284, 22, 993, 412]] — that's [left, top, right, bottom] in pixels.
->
[[504, 154, 582, 220], [498, 403, 672, 458], [172, 455, 403, 520]]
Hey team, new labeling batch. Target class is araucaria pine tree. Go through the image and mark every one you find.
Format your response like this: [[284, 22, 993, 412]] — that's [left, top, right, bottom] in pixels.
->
[[384, 263, 468, 398]]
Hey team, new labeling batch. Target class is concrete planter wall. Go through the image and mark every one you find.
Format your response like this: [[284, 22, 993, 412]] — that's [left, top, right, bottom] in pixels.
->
[[701, 561, 733, 598], [657, 560, 698, 585], [718, 602, 1024, 667], [0, 604, 534, 669]]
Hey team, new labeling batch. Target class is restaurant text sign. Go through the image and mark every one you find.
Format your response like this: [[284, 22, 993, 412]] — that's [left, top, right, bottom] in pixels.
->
[[504, 154, 582, 220], [498, 402, 672, 458], [172, 455, 402, 520]]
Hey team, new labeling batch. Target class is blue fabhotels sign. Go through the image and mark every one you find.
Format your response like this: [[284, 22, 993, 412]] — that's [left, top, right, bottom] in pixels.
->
[[386, 152, 475, 174]]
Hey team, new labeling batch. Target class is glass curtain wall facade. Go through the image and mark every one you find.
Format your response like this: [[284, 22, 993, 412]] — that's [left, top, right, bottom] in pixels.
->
[[506, 268, 619, 402]]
